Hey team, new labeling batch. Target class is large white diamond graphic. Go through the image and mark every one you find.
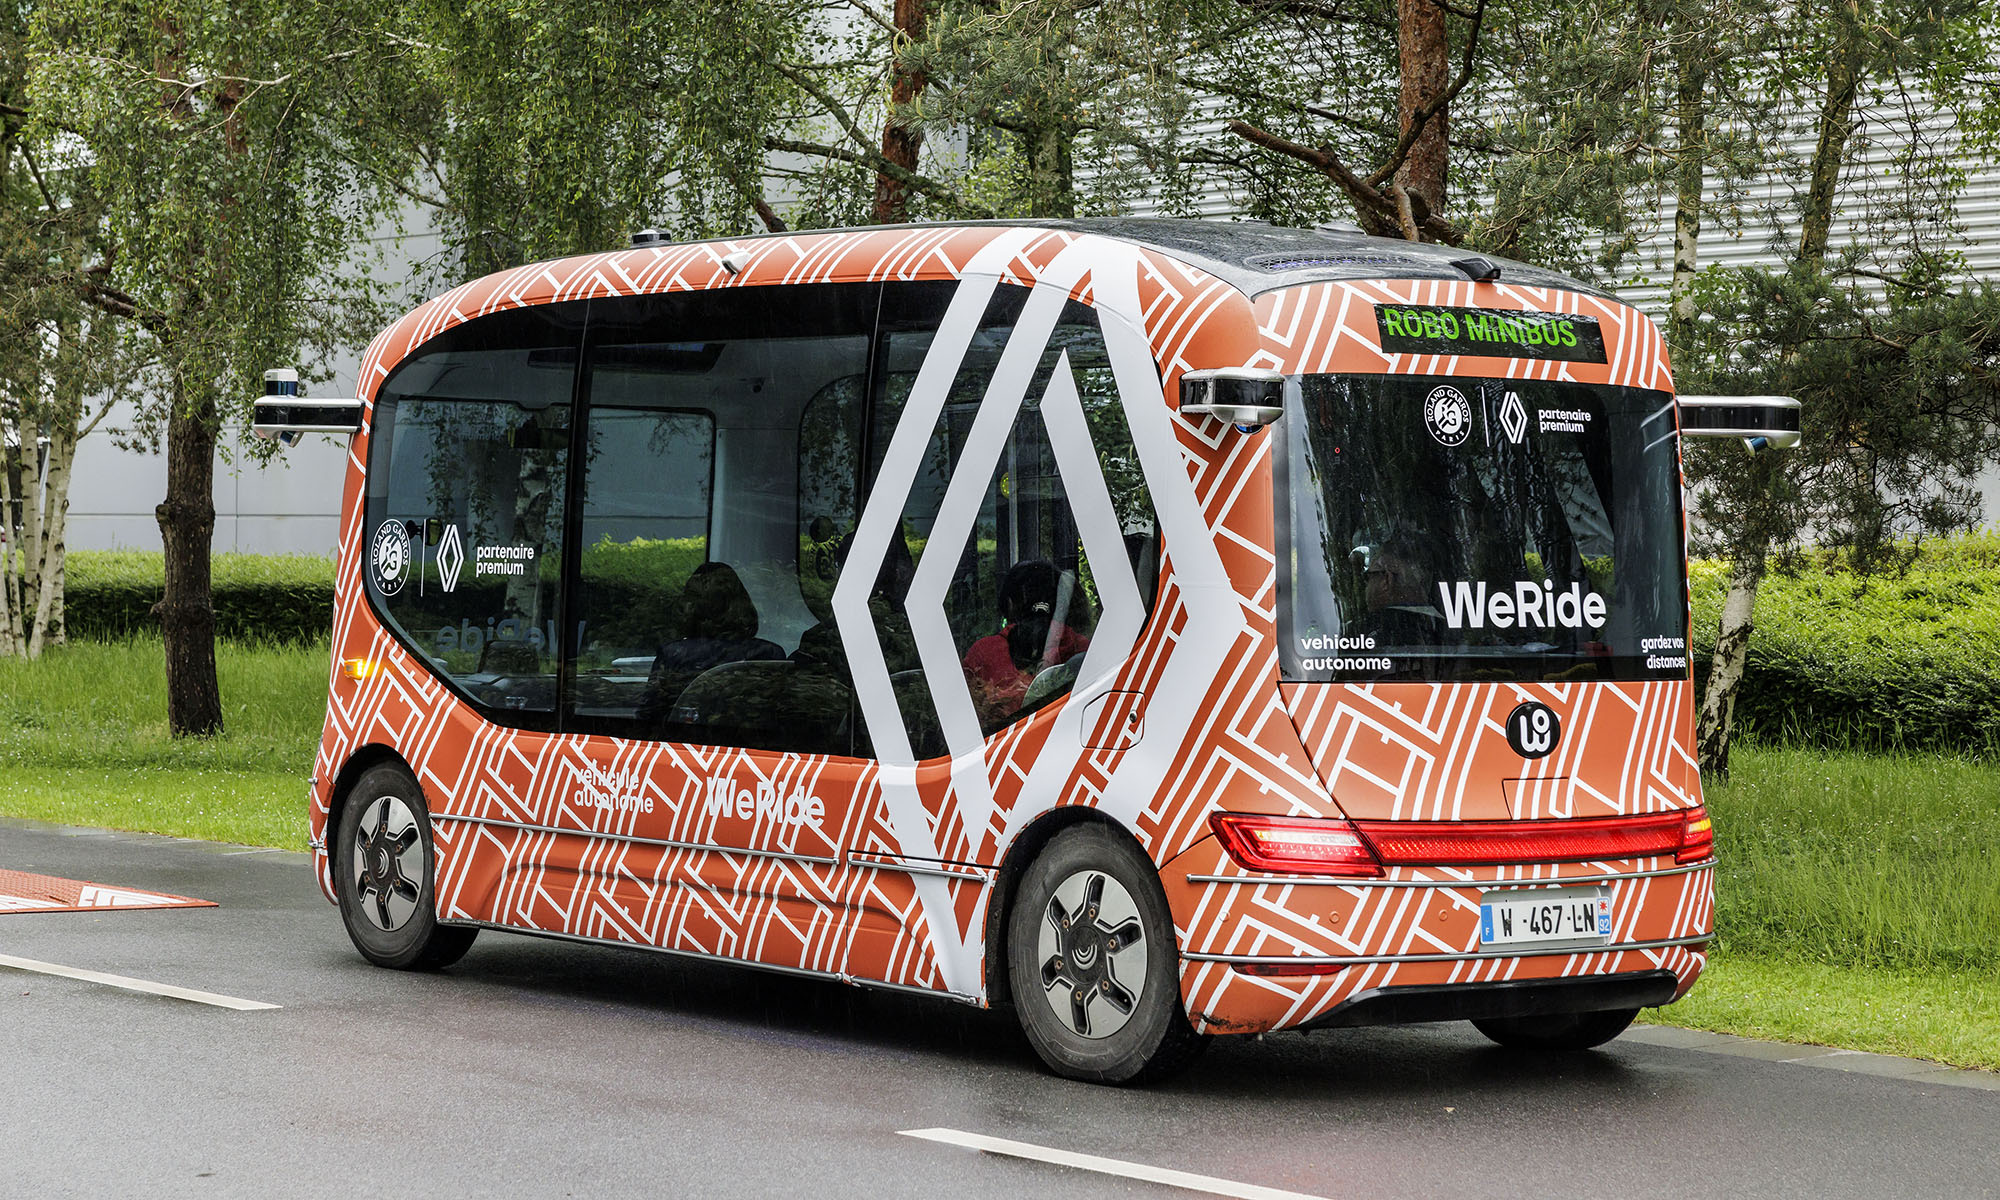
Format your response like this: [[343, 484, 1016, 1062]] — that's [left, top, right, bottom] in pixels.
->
[[1500, 390, 1528, 444], [437, 524, 464, 593]]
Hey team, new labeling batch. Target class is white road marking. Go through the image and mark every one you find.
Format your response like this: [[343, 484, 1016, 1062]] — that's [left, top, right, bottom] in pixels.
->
[[899, 1128, 1330, 1199], [0, 953, 280, 1011]]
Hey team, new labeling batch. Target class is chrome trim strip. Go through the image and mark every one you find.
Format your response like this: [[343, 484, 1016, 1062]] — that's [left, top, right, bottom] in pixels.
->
[[845, 852, 995, 883], [436, 919, 983, 1005], [432, 813, 840, 867], [1184, 860, 1714, 889], [1184, 933, 1711, 967]]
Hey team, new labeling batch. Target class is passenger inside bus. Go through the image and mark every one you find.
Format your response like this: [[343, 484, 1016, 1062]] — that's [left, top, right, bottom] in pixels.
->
[[1355, 539, 1446, 646], [634, 561, 785, 728], [962, 558, 1091, 730]]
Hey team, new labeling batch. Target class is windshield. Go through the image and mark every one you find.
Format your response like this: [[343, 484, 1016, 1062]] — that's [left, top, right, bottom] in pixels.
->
[[1278, 374, 1688, 683]]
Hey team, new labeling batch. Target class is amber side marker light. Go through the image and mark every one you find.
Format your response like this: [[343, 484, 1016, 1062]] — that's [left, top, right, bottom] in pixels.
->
[[340, 659, 376, 681], [1676, 808, 1715, 864], [1209, 813, 1385, 877]]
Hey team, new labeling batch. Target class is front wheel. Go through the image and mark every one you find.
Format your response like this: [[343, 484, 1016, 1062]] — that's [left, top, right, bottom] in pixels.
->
[[334, 763, 477, 970], [1472, 1007, 1638, 1051], [1006, 826, 1206, 1084]]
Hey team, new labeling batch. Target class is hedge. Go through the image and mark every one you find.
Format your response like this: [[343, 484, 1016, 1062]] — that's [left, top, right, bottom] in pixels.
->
[[63, 551, 337, 644], [56, 534, 2000, 753], [1691, 534, 2000, 756]]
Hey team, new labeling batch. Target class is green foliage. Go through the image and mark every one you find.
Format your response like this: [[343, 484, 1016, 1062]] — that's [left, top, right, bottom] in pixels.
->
[[577, 536, 707, 651], [1691, 535, 2000, 754], [354, 0, 810, 275], [64, 551, 336, 643], [25, 0, 397, 433]]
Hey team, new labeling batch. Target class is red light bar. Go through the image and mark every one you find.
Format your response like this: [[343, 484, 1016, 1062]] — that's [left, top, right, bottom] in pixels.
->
[[1209, 813, 1384, 877], [1232, 961, 1347, 978], [1352, 808, 1711, 867]]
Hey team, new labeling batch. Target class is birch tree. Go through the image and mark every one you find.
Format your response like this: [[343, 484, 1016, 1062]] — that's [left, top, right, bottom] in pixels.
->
[[27, 0, 396, 733]]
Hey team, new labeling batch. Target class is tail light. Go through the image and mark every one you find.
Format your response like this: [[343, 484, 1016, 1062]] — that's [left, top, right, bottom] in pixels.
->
[[1676, 807, 1715, 864], [1353, 811, 1694, 866], [1208, 813, 1384, 877], [1212, 807, 1717, 872]]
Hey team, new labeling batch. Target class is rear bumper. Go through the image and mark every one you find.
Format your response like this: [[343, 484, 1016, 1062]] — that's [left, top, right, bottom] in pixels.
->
[[1165, 839, 1714, 1035], [1297, 969, 1681, 1031]]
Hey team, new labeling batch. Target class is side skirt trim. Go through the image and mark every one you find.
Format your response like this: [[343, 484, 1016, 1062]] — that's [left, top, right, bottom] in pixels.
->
[[436, 918, 986, 1007]]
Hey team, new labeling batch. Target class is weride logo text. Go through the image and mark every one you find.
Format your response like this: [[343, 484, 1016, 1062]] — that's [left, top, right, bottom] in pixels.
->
[[1437, 580, 1607, 630], [704, 778, 826, 830]]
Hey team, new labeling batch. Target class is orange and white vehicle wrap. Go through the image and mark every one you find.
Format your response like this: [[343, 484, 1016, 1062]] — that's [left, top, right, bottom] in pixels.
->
[[305, 221, 1711, 1044]]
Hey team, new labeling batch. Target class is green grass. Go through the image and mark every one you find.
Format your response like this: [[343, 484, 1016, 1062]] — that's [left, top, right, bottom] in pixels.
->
[[1703, 743, 2000, 974], [1646, 955, 2000, 1071], [0, 636, 326, 847]]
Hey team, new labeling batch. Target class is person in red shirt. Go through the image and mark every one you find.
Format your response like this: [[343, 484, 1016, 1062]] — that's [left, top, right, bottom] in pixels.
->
[[962, 558, 1090, 730]]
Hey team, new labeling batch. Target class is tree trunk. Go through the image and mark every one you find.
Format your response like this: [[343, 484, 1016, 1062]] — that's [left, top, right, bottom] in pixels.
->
[[1395, 0, 1451, 237], [26, 421, 74, 658], [1025, 121, 1076, 219], [156, 385, 223, 736], [0, 435, 20, 656], [1799, 4, 1864, 267], [873, 0, 929, 224], [1696, 547, 1765, 778], [1667, 50, 1708, 357], [1697, 14, 1863, 772]]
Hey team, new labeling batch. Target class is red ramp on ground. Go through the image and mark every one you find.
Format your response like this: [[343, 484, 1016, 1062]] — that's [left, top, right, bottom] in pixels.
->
[[0, 869, 215, 914]]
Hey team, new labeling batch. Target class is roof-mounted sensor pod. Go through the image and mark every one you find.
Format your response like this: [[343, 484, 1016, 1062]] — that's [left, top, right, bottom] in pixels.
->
[[1179, 367, 1285, 431], [1677, 394, 1802, 453], [252, 368, 361, 446]]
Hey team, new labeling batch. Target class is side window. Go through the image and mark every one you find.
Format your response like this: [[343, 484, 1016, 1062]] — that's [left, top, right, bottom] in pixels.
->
[[363, 305, 583, 724], [571, 404, 713, 724], [568, 285, 878, 754], [868, 282, 1157, 755]]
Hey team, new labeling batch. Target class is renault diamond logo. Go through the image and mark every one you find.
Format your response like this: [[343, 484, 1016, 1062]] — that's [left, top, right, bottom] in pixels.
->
[[437, 524, 464, 593], [1506, 700, 1560, 758], [1500, 391, 1528, 444]]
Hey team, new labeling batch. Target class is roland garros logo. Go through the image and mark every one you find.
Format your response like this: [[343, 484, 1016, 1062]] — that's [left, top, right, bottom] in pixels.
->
[[370, 520, 411, 596], [1424, 385, 1471, 447]]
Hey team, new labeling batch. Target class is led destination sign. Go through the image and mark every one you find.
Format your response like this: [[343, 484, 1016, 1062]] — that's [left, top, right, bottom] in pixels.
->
[[1375, 304, 1608, 364]]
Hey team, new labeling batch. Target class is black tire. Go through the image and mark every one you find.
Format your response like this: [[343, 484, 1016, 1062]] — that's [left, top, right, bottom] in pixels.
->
[[333, 763, 477, 970], [1472, 1007, 1638, 1051], [1006, 825, 1207, 1084]]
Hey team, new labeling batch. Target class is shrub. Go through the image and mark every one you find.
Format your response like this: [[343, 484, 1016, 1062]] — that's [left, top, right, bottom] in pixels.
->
[[64, 551, 337, 643], [1692, 533, 2000, 756]]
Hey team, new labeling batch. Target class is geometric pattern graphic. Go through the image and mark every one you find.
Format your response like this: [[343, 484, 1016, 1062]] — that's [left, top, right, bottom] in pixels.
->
[[308, 223, 1710, 1038], [0, 870, 216, 914]]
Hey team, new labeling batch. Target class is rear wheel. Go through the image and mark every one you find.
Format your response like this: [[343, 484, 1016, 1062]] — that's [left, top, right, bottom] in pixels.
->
[[1472, 1007, 1638, 1050], [334, 763, 477, 970], [1006, 826, 1206, 1084]]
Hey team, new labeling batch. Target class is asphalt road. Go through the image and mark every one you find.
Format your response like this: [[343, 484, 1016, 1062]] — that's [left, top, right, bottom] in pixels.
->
[[2, 816, 1995, 1200]]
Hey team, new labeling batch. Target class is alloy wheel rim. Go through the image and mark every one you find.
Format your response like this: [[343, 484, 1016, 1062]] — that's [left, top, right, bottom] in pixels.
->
[[1036, 869, 1148, 1039], [353, 795, 424, 932]]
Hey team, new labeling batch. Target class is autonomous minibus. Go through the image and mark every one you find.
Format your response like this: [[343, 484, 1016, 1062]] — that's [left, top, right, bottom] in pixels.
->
[[257, 219, 1798, 1082]]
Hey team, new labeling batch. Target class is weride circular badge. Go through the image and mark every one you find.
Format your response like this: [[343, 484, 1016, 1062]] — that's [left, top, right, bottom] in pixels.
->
[[371, 519, 411, 596], [1424, 385, 1472, 447]]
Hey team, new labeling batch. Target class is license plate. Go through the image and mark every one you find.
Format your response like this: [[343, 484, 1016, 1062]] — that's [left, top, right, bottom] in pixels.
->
[[1478, 885, 1611, 949]]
